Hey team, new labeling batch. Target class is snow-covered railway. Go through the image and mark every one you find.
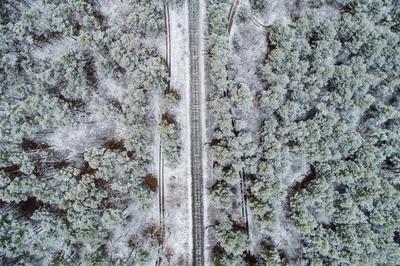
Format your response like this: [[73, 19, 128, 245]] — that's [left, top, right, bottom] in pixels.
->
[[189, 0, 204, 265]]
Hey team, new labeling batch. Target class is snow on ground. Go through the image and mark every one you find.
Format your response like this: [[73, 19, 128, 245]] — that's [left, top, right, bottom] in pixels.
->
[[310, 208, 331, 225], [47, 121, 115, 157], [229, 0, 266, 134], [143, 34, 167, 60], [98, 0, 120, 20], [108, 200, 159, 263], [31, 37, 79, 61], [252, 0, 291, 26], [155, 2, 191, 264], [270, 200, 303, 258], [278, 156, 309, 188], [98, 78, 128, 103], [319, 4, 341, 18], [229, 1, 266, 256], [229, 23, 265, 92], [46, 91, 121, 159], [150, 79, 163, 264]]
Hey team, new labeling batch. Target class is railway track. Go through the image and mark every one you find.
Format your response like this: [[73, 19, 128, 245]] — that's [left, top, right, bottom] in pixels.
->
[[188, 0, 204, 265]]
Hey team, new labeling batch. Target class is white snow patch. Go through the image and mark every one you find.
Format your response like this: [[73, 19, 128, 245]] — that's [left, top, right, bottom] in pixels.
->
[[47, 121, 115, 156], [98, 0, 121, 20], [162, 166, 191, 264], [268, 157, 307, 258], [278, 157, 309, 188], [311, 208, 331, 225], [163, 2, 191, 263], [143, 35, 167, 60], [169, 8, 189, 94], [269, 217, 302, 258], [31, 38, 79, 61], [108, 199, 159, 264], [98, 78, 128, 102], [252, 0, 291, 26], [150, 2, 191, 264], [319, 5, 341, 18]]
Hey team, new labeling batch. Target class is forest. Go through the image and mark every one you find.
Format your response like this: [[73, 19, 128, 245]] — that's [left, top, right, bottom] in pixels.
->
[[0, 0, 185, 264], [207, 0, 400, 265], [0, 0, 399, 265]]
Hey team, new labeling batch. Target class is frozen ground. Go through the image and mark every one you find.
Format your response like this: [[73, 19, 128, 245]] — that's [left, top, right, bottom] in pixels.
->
[[31, 37, 78, 61], [98, 78, 128, 103], [98, 0, 119, 19], [251, 0, 291, 25], [279, 157, 309, 189], [47, 121, 115, 157], [229, 0, 266, 134], [108, 200, 159, 263], [152, 1, 192, 265]]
